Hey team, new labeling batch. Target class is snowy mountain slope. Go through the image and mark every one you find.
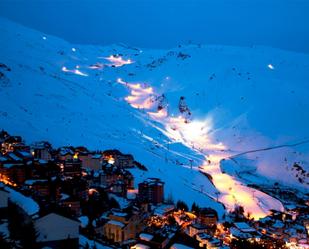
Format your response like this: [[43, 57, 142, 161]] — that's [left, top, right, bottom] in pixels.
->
[[0, 18, 224, 215], [1, 18, 308, 219]]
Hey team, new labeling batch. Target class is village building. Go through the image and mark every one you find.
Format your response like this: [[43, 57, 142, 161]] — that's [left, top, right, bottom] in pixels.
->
[[100, 163, 134, 191], [31, 141, 52, 161], [103, 150, 135, 168], [138, 232, 175, 249], [102, 210, 146, 244], [78, 152, 102, 171], [58, 147, 75, 161], [188, 222, 210, 237], [35, 213, 80, 249], [0, 161, 26, 185], [60, 196, 82, 216], [25, 179, 50, 197], [138, 178, 164, 205], [63, 159, 82, 176], [1, 135, 23, 153]]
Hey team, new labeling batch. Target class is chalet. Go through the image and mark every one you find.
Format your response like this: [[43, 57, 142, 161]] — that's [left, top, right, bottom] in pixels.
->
[[114, 154, 134, 168], [7, 152, 22, 162], [137, 232, 174, 249], [103, 150, 134, 168], [25, 179, 51, 197], [58, 147, 74, 161], [188, 222, 210, 237], [101, 164, 134, 190], [0, 161, 26, 185], [103, 210, 146, 244], [63, 159, 82, 176], [31, 141, 52, 161], [197, 208, 218, 227], [110, 180, 127, 197], [15, 150, 33, 161], [61, 177, 88, 201], [229, 222, 259, 240], [78, 152, 102, 171], [35, 213, 80, 249], [60, 196, 82, 216], [196, 233, 221, 249], [1, 135, 22, 153]]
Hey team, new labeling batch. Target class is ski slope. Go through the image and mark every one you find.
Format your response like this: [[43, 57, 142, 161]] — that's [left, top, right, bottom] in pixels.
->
[[1, 18, 308, 219]]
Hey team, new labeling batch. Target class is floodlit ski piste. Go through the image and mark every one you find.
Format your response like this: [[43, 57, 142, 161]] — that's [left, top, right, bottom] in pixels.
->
[[114, 77, 284, 219], [1, 18, 309, 223]]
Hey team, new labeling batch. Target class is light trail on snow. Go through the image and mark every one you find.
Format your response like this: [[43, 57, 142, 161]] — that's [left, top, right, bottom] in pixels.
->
[[62, 66, 88, 77], [117, 77, 284, 220], [104, 55, 133, 67]]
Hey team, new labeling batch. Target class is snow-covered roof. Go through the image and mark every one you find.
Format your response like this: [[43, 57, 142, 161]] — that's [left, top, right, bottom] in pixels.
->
[[112, 211, 128, 217], [272, 220, 285, 228], [154, 204, 175, 216], [79, 235, 113, 249], [25, 179, 48, 185], [109, 194, 130, 209], [107, 220, 125, 228], [0, 156, 8, 162], [170, 243, 194, 249], [60, 193, 70, 200], [18, 151, 32, 157], [230, 227, 252, 239], [2, 163, 22, 168], [5, 187, 39, 216], [78, 216, 89, 228], [8, 153, 22, 161], [234, 222, 256, 233], [92, 154, 102, 159], [139, 233, 154, 241]]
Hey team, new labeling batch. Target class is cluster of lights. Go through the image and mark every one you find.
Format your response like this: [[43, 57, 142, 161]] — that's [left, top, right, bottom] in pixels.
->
[[104, 155, 115, 165], [0, 173, 17, 187]]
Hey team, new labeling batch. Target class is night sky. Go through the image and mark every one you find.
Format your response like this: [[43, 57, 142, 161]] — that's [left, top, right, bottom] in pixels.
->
[[0, 0, 308, 53]]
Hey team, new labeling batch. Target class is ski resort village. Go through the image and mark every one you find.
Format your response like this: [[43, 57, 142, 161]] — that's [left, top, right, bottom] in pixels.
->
[[0, 7, 309, 249], [0, 130, 308, 249]]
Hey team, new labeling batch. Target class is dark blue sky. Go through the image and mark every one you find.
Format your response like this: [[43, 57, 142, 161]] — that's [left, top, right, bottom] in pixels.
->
[[1, 0, 308, 53]]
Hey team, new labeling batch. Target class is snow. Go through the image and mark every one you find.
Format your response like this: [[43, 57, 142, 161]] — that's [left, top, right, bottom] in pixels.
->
[[139, 233, 153, 241], [79, 235, 113, 249], [8, 153, 21, 161], [5, 186, 39, 216], [0, 222, 9, 237], [153, 204, 175, 216], [78, 216, 89, 228], [234, 222, 256, 233], [170, 243, 194, 249], [112, 211, 127, 217], [60, 193, 70, 200], [107, 220, 125, 228], [18, 151, 32, 157], [25, 179, 48, 185], [109, 194, 130, 209], [1, 18, 308, 220]]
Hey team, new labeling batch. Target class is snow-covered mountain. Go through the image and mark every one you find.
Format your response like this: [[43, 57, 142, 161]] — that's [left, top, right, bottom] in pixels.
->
[[1, 18, 308, 219]]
